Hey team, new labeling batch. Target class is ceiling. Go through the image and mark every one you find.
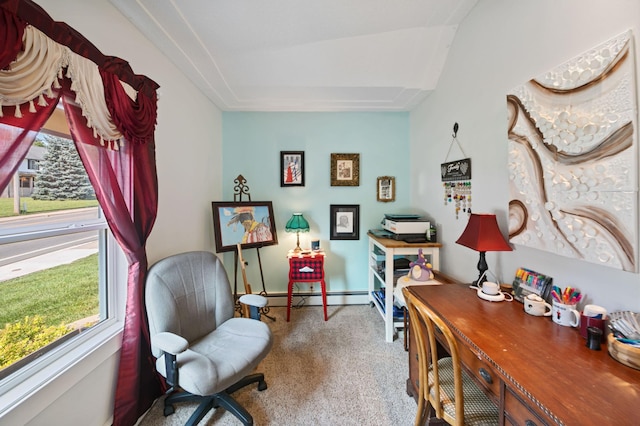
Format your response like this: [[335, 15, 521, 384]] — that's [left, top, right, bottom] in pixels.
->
[[109, 0, 477, 112]]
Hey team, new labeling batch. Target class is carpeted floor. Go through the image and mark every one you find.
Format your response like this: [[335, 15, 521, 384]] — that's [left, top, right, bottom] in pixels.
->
[[137, 305, 417, 425]]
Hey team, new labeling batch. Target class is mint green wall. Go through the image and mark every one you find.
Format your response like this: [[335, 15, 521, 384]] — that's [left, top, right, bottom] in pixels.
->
[[222, 112, 410, 294]]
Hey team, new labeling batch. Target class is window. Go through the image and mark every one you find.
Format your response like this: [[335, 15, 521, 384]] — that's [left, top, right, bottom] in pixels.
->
[[27, 159, 39, 170], [0, 123, 120, 389]]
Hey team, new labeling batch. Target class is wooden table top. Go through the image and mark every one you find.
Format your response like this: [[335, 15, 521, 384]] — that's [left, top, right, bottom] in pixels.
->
[[367, 231, 442, 248], [407, 283, 640, 425]]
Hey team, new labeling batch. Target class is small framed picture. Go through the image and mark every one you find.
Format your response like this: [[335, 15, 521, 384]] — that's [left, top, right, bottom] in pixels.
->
[[330, 153, 359, 186], [281, 151, 304, 187], [330, 204, 360, 240], [376, 176, 395, 202]]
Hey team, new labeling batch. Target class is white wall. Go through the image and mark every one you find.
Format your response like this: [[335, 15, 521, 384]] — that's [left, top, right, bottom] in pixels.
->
[[411, 0, 640, 312], [1, 1, 223, 425]]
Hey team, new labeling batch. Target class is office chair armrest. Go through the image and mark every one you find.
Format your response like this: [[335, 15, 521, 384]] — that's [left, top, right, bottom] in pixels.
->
[[153, 332, 189, 355], [239, 293, 268, 308]]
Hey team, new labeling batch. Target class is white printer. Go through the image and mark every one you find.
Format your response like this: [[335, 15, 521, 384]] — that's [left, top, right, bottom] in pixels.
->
[[381, 214, 430, 242]]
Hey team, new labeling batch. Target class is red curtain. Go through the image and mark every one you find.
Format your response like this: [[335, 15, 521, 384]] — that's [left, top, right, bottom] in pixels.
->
[[0, 3, 162, 425]]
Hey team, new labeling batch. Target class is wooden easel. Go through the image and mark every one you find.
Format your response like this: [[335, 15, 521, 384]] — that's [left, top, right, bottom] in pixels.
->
[[231, 175, 274, 320]]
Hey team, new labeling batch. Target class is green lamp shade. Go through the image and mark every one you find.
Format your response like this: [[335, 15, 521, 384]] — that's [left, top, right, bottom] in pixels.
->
[[285, 213, 310, 232]]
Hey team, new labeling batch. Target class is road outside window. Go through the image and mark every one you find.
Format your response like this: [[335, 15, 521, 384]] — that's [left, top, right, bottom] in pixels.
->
[[0, 132, 107, 378]]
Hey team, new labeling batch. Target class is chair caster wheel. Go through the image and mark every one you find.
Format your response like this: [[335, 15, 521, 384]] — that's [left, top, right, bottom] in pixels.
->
[[258, 380, 268, 391], [164, 405, 175, 416]]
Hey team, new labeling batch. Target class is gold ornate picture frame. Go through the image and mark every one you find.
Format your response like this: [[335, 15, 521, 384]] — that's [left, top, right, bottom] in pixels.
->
[[330, 153, 359, 186], [376, 176, 395, 202]]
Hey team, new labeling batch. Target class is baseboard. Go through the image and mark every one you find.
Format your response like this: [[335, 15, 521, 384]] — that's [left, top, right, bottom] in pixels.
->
[[259, 291, 370, 307]]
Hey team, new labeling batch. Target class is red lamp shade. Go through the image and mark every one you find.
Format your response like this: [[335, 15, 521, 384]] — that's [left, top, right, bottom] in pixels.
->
[[456, 213, 511, 284], [456, 213, 512, 252]]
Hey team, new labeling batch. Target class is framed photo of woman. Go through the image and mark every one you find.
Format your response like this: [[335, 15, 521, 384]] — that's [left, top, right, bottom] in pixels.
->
[[281, 151, 305, 187]]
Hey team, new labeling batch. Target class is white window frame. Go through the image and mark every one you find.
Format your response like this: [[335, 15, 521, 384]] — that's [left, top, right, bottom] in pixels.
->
[[0, 220, 127, 418]]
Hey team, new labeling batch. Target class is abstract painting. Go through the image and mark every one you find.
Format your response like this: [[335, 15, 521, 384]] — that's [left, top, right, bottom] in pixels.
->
[[507, 30, 638, 272]]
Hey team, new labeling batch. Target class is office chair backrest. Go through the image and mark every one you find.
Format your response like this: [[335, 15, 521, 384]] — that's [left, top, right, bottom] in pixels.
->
[[146, 251, 235, 358], [405, 289, 465, 425]]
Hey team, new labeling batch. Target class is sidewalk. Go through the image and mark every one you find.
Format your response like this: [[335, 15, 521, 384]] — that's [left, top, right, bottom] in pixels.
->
[[0, 242, 97, 282]]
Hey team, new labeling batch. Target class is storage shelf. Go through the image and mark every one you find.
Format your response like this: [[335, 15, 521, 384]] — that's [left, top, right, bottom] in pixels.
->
[[367, 232, 441, 342]]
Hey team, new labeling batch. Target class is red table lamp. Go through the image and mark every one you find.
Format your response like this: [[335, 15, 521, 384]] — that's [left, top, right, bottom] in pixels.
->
[[456, 213, 512, 285]]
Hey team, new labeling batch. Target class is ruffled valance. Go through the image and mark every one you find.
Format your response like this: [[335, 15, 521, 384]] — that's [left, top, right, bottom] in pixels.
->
[[0, 4, 159, 147]]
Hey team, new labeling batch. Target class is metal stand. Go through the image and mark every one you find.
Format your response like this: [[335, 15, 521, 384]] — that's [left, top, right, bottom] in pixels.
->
[[231, 175, 274, 320]]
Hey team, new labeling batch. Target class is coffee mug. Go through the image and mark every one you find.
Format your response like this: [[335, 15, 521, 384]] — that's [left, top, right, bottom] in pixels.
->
[[482, 281, 500, 295], [579, 314, 605, 341], [582, 304, 607, 319], [552, 301, 580, 327], [524, 294, 552, 317]]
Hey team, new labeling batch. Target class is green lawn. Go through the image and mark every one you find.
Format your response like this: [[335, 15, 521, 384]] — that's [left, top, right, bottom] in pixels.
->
[[0, 254, 99, 327], [0, 197, 99, 218]]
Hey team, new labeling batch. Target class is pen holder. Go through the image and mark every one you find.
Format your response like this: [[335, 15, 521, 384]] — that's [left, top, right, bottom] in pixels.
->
[[552, 301, 580, 327], [579, 313, 605, 341]]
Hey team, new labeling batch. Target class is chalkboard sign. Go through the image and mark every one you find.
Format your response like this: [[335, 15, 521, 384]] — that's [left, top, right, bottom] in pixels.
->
[[441, 158, 471, 182]]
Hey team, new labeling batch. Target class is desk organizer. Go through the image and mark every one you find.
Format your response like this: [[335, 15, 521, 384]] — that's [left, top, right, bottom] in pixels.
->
[[607, 334, 640, 370]]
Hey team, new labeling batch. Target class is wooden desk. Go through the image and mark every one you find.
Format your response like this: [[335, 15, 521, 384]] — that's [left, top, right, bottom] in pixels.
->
[[406, 283, 640, 425]]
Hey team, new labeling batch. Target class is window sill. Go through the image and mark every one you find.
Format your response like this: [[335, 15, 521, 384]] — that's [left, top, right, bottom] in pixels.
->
[[0, 320, 123, 421]]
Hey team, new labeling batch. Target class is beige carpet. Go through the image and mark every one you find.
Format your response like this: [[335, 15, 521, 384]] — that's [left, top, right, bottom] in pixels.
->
[[137, 305, 417, 425]]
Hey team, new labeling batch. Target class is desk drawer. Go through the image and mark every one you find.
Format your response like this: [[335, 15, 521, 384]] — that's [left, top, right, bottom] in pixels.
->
[[457, 342, 501, 400], [504, 387, 552, 426]]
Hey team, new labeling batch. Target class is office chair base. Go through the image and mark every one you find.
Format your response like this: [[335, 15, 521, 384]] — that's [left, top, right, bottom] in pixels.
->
[[164, 373, 267, 426]]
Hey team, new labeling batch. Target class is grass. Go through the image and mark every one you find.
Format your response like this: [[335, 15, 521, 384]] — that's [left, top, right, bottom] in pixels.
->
[[0, 197, 99, 218], [0, 254, 99, 327]]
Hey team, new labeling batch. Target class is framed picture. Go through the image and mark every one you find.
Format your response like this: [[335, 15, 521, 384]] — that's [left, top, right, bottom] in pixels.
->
[[330, 153, 360, 186], [376, 176, 395, 202], [281, 151, 304, 187], [330, 204, 360, 240], [211, 201, 278, 252]]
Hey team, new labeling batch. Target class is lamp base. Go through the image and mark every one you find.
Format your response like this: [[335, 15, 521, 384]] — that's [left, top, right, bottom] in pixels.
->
[[474, 251, 488, 285], [293, 232, 302, 252]]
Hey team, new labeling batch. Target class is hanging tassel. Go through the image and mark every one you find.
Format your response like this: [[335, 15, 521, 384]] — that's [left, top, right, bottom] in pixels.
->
[[100, 138, 105, 147], [29, 100, 36, 113], [113, 140, 119, 151], [14, 104, 22, 118], [46, 87, 54, 98], [0, 100, 4, 118], [37, 94, 48, 107]]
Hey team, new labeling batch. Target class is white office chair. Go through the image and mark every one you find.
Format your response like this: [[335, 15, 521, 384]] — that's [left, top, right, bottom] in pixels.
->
[[146, 251, 273, 425]]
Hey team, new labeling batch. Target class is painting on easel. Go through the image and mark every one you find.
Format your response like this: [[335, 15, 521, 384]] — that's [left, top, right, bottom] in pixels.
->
[[212, 201, 278, 252]]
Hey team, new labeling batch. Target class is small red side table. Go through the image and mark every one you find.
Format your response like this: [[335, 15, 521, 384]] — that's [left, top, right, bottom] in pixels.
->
[[287, 251, 327, 321]]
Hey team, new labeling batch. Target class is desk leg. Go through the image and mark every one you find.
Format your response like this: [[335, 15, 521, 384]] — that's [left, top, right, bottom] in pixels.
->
[[321, 279, 328, 321], [286, 280, 293, 322]]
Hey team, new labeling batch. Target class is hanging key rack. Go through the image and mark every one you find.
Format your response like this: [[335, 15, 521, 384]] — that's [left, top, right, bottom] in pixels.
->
[[441, 123, 473, 219]]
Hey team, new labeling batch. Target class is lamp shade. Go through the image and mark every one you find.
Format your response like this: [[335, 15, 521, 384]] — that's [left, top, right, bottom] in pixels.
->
[[285, 213, 310, 233], [456, 213, 512, 252]]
